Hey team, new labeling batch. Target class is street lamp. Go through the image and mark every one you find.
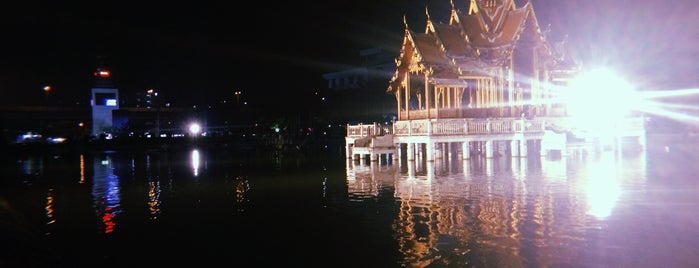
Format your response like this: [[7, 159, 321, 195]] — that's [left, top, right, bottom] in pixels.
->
[[234, 91, 242, 105], [188, 122, 202, 137], [43, 85, 51, 105]]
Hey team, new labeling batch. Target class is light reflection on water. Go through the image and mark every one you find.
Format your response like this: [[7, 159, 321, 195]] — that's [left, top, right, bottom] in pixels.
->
[[91, 154, 122, 234], [1, 135, 698, 267], [343, 143, 671, 267]]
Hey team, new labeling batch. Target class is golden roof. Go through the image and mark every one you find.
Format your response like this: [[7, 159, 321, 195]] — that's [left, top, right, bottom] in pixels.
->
[[388, 0, 562, 92]]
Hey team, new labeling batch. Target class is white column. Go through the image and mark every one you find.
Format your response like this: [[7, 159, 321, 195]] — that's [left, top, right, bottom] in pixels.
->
[[462, 159, 470, 175], [395, 145, 401, 162], [437, 143, 445, 159], [407, 142, 415, 161], [485, 140, 493, 158], [541, 140, 548, 157], [520, 139, 528, 157], [462, 141, 470, 159], [426, 142, 435, 162], [427, 161, 435, 179], [639, 134, 646, 149], [511, 140, 519, 157]]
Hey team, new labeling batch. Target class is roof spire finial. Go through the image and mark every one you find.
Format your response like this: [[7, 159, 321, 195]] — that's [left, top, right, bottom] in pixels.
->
[[469, 0, 479, 15]]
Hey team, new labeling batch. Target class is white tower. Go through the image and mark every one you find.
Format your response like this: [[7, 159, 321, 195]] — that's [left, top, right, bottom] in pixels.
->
[[91, 68, 119, 137]]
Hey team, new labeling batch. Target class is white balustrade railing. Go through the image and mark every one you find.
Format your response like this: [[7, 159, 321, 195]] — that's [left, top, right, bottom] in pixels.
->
[[349, 118, 546, 138], [468, 120, 489, 134], [346, 122, 393, 138], [348, 117, 645, 139]]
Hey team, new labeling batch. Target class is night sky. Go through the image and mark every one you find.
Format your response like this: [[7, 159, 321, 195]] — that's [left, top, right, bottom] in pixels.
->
[[1, 0, 697, 108]]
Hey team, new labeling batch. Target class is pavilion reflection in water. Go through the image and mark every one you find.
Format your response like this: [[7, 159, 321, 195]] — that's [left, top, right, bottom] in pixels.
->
[[345, 149, 647, 267]]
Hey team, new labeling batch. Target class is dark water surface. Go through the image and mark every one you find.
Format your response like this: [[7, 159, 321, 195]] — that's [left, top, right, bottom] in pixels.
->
[[2, 134, 699, 267]]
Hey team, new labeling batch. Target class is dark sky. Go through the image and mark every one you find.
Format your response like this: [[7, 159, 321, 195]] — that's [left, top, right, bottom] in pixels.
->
[[1, 0, 697, 107]]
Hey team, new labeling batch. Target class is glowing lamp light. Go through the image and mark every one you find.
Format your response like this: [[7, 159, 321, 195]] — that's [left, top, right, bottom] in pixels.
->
[[188, 123, 202, 136], [190, 149, 200, 176], [95, 70, 111, 78], [584, 153, 621, 219], [563, 68, 639, 130]]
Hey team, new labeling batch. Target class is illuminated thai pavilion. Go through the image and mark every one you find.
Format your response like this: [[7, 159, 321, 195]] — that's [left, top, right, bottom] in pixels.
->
[[387, 0, 578, 121], [346, 0, 645, 161]]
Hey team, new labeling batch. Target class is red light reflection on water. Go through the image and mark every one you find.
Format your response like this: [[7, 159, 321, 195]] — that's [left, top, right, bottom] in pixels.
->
[[102, 208, 116, 234]]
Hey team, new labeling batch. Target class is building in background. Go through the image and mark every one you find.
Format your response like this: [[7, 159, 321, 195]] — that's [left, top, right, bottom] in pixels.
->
[[91, 67, 120, 137], [322, 47, 397, 124]]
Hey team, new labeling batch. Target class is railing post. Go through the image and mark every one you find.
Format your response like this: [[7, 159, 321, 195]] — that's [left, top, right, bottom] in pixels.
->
[[486, 119, 491, 133], [427, 120, 433, 136], [464, 119, 469, 135]]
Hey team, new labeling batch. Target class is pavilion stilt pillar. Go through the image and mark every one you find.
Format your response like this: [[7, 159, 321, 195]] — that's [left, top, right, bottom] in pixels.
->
[[436, 143, 446, 159], [426, 142, 435, 162], [345, 142, 352, 159], [485, 140, 494, 158], [462, 141, 470, 159]]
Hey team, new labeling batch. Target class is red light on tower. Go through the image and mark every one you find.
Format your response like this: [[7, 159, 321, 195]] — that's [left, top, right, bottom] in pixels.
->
[[94, 69, 111, 78]]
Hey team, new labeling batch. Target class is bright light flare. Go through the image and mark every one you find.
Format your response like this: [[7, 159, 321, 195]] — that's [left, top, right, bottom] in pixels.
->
[[188, 123, 202, 136], [584, 152, 621, 219], [190, 149, 200, 176], [564, 68, 639, 128], [633, 88, 699, 125]]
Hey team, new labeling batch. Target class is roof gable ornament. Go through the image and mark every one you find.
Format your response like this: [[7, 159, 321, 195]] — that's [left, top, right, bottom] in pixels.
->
[[450, 0, 461, 25], [468, 0, 478, 15], [478, 0, 515, 33], [425, 5, 432, 33]]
